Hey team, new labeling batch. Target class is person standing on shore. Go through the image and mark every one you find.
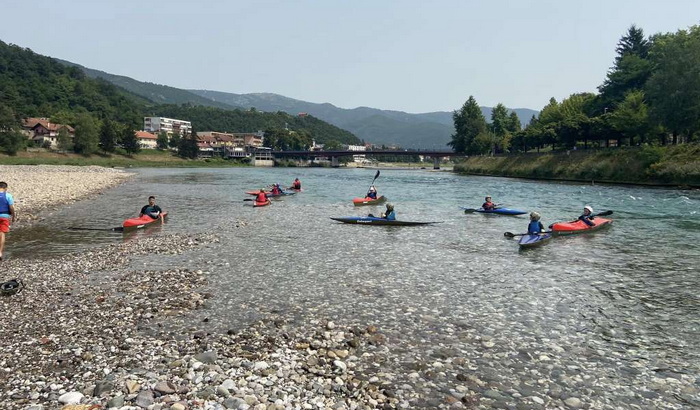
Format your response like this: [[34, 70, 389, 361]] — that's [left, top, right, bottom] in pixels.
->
[[0, 182, 16, 261], [140, 196, 164, 220]]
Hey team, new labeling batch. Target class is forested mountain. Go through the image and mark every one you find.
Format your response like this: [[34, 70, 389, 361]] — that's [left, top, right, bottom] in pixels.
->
[[0, 41, 144, 126], [190, 89, 537, 149], [0, 40, 360, 155]]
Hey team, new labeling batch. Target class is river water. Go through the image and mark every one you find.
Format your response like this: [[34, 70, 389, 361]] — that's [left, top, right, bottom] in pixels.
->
[[10, 167, 700, 408]]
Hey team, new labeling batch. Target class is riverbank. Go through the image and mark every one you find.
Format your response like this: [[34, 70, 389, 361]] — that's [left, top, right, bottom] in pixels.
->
[[453, 145, 700, 187], [0, 150, 246, 168], [0, 165, 133, 224]]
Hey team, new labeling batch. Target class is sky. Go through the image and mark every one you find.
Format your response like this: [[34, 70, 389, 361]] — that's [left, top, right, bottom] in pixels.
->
[[1, 0, 699, 113]]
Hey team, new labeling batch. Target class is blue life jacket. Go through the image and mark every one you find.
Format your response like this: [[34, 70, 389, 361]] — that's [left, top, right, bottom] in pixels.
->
[[528, 220, 543, 234], [0, 192, 9, 215], [385, 210, 396, 220]]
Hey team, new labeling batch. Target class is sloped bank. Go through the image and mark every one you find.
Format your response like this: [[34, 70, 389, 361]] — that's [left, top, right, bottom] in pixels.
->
[[453, 145, 700, 187]]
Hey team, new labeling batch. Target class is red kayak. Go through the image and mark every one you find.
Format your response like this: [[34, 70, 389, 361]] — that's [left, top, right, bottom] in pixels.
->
[[352, 196, 387, 206], [253, 199, 271, 207], [122, 212, 168, 231], [551, 217, 612, 235]]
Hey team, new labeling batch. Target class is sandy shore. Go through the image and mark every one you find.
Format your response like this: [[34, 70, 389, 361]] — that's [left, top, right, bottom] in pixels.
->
[[0, 165, 133, 223]]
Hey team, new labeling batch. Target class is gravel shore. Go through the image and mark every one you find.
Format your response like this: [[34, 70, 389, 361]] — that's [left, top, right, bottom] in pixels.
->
[[0, 165, 132, 223]]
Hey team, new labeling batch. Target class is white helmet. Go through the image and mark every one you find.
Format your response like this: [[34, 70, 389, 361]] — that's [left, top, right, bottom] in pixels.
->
[[584, 205, 593, 213]]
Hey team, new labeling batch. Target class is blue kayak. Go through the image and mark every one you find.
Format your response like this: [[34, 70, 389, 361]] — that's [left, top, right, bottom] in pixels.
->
[[518, 233, 553, 248], [331, 217, 440, 226], [462, 207, 527, 215]]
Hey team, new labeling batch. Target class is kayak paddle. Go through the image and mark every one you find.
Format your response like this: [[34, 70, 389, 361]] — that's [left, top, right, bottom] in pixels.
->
[[462, 204, 503, 213], [504, 231, 552, 238], [69, 226, 124, 232]]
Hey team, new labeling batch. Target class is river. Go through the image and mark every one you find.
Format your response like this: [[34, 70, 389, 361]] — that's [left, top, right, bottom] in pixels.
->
[[9, 167, 700, 408]]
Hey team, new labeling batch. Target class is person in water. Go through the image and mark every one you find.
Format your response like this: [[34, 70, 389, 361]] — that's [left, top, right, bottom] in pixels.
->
[[579, 205, 596, 226], [140, 196, 163, 220], [255, 189, 268, 203], [0, 181, 16, 261], [291, 178, 302, 190], [482, 196, 496, 211], [528, 212, 545, 234], [367, 185, 378, 199]]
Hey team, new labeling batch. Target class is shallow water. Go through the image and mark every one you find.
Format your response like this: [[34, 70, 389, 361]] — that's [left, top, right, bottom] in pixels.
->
[[9, 167, 700, 406]]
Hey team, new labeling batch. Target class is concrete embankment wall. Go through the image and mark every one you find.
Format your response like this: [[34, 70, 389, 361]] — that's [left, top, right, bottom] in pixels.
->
[[453, 145, 700, 187]]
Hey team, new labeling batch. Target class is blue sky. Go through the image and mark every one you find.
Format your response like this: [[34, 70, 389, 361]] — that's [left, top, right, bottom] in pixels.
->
[[1, 0, 699, 113]]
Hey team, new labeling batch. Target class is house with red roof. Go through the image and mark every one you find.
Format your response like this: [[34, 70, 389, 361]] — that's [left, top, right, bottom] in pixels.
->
[[22, 118, 75, 148]]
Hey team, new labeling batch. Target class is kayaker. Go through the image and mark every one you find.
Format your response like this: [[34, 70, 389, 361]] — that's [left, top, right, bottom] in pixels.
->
[[255, 189, 268, 203], [482, 196, 495, 211], [271, 184, 283, 195], [528, 212, 545, 234], [367, 185, 378, 199], [291, 178, 302, 190], [0, 181, 16, 261], [139, 196, 164, 220], [579, 205, 596, 226], [381, 203, 396, 220]]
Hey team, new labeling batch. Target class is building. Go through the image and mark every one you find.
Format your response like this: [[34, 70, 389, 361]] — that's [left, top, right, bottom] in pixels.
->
[[22, 118, 75, 148], [135, 131, 158, 149], [196, 131, 265, 157], [143, 117, 192, 136]]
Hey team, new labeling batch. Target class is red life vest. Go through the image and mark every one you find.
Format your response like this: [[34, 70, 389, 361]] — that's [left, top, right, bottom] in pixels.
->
[[256, 192, 267, 202]]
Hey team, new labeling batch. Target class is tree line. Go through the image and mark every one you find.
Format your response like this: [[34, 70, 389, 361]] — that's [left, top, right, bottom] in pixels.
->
[[450, 24, 700, 155]]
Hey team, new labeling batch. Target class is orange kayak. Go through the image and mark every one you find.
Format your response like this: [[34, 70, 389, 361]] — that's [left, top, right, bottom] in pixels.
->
[[253, 199, 271, 207], [551, 217, 612, 235], [122, 212, 168, 231], [352, 196, 387, 206]]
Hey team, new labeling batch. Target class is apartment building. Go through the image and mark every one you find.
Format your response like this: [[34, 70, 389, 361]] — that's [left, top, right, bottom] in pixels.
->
[[143, 117, 192, 136]]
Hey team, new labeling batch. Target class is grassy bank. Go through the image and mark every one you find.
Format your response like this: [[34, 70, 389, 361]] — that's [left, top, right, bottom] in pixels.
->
[[0, 150, 248, 167], [453, 145, 700, 187]]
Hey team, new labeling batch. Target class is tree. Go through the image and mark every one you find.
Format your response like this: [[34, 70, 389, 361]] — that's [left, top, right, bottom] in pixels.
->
[[490, 103, 511, 153], [72, 114, 99, 154], [599, 25, 652, 111], [99, 119, 117, 153], [607, 90, 649, 145], [169, 130, 181, 149], [449, 96, 487, 154], [177, 134, 199, 159], [121, 126, 141, 155], [0, 104, 25, 155], [507, 111, 522, 133], [156, 131, 169, 150], [57, 127, 73, 152], [646, 25, 700, 143]]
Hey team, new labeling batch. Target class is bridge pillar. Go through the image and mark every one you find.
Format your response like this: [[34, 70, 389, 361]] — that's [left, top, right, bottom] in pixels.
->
[[331, 156, 339, 167], [433, 157, 440, 170]]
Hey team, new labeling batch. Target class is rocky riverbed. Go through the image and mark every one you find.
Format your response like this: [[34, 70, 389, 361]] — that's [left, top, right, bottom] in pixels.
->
[[0, 165, 132, 223]]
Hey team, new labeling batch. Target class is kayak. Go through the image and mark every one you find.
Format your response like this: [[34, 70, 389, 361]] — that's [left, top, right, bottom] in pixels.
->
[[253, 199, 271, 207], [462, 207, 527, 215], [518, 233, 553, 249], [122, 212, 168, 231], [550, 217, 613, 235], [352, 196, 387, 206], [330, 217, 440, 226]]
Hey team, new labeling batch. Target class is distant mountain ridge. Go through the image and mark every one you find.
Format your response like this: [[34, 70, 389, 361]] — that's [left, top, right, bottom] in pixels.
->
[[56, 59, 538, 149]]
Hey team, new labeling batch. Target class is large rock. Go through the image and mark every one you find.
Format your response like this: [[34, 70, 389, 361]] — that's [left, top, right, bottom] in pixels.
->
[[58, 392, 84, 405]]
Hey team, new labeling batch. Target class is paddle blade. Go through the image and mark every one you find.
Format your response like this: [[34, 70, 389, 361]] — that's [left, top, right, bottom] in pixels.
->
[[243, 199, 254, 201], [374, 170, 380, 180], [596, 210, 613, 217], [504, 232, 517, 238]]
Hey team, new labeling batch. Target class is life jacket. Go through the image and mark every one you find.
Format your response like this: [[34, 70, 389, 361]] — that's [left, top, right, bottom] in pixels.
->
[[0, 192, 10, 215], [293, 180, 301, 189], [482, 201, 494, 210], [385, 210, 396, 220], [528, 220, 543, 234], [256, 192, 267, 202]]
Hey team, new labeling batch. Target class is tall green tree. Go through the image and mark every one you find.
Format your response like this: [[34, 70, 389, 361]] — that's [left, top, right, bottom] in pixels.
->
[[0, 104, 25, 155], [598, 25, 652, 111], [646, 25, 700, 143], [72, 114, 99, 154], [168, 130, 181, 150], [449, 96, 487, 154], [99, 119, 117, 153], [607, 90, 649, 145], [156, 131, 169, 150], [121, 126, 141, 155], [490, 103, 511, 153], [177, 133, 199, 159], [507, 111, 521, 133], [57, 127, 73, 152]]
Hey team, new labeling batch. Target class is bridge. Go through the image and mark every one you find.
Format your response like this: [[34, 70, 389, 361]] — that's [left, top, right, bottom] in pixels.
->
[[268, 150, 460, 169]]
